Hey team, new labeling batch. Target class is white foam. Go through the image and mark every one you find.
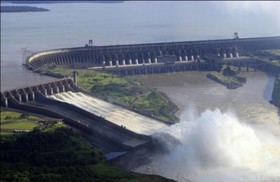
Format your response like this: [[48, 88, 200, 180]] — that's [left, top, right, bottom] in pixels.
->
[[136, 108, 280, 182]]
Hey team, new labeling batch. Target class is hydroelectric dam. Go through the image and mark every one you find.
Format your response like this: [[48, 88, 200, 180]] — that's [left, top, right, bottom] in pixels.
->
[[24, 36, 280, 76], [2, 36, 280, 168]]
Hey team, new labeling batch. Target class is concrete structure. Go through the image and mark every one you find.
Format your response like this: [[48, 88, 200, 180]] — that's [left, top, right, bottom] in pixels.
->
[[48, 91, 167, 135], [0, 79, 169, 163], [25, 36, 280, 71], [4, 36, 280, 166], [1, 79, 76, 107], [73, 71, 78, 85]]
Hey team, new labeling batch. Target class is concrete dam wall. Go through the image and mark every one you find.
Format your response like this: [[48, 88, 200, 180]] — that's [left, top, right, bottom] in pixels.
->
[[0, 78, 169, 162], [26, 36, 280, 70], [1, 78, 78, 107]]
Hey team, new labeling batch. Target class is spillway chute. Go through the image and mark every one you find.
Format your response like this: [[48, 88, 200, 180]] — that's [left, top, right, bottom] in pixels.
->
[[48, 91, 168, 135]]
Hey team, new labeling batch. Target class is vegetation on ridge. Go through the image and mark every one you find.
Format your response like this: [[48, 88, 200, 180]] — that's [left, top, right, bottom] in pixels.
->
[[251, 50, 280, 66], [1, 111, 42, 135], [39, 64, 179, 123]]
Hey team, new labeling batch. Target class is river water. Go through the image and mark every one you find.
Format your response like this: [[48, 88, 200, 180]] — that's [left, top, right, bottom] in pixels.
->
[[1, 2, 280, 181], [130, 72, 280, 182], [129, 72, 279, 135]]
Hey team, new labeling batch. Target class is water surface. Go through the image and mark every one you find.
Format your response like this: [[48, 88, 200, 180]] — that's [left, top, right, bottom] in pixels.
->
[[130, 72, 280, 182], [1, 1, 280, 90]]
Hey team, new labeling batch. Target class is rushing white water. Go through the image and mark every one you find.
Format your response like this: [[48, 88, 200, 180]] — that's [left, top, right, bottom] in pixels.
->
[[135, 108, 280, 182], [48, 91, 168, 135]]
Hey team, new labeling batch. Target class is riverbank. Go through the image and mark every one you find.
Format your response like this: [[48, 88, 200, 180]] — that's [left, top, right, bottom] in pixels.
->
[[251, 50, 280, 108], [207, 65, 246, 89], [251, 50, 280, 66]]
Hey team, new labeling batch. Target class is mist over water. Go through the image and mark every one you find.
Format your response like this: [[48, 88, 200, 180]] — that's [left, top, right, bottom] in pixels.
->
[[136, 108, 280, 182]]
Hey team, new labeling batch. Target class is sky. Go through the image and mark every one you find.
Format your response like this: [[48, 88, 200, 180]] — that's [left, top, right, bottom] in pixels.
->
[[218, 1, 280, 30]]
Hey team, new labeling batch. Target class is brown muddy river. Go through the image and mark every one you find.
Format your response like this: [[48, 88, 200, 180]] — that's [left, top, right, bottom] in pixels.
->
[[129, 71, 280, 182]]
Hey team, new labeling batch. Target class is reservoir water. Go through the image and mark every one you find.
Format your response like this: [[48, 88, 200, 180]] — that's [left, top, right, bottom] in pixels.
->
[[1, 1, 280, 181], [1, 1, 280, 91]]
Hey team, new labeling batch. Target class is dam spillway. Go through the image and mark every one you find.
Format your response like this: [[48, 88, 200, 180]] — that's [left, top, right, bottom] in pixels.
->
[[0, 78, 169, 163], [25, 36, 280, 75], [48, 91, 168, 135]]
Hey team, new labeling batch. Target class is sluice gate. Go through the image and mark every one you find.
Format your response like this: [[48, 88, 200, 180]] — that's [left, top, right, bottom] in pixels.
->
[[25, 36, 280, 68]]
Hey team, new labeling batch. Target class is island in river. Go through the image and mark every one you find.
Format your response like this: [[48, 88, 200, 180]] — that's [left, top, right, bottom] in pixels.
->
[[207, 65, 246, 89], [1, 6, 49, 13]]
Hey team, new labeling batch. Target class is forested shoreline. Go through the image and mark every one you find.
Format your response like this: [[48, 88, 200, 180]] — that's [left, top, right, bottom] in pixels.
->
[[1, 6, 49, 12], [0, 116, 174, 182]]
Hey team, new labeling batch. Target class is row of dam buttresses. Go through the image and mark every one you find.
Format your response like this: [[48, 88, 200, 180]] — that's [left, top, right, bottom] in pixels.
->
[[25, 36, 280, 69]]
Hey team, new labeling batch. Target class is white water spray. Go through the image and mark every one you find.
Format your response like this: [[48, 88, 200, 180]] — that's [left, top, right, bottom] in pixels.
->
[[136, 108, 280, 182]]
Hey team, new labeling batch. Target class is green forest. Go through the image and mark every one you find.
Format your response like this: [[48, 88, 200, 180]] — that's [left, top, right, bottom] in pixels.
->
[[0, 120, 174, 182]]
